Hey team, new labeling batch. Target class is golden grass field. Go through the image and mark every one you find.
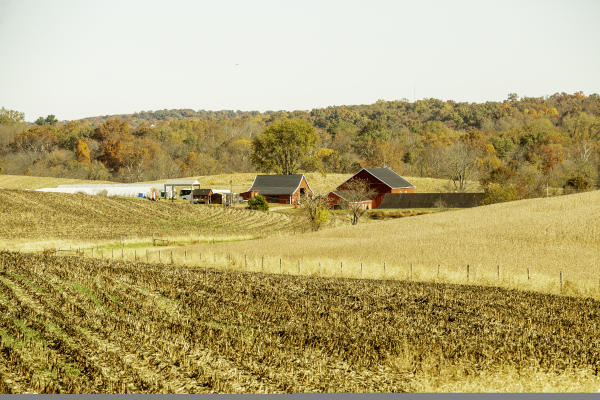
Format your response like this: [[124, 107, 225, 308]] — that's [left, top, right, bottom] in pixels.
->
[[184, 190, 600, 298], [1, 251, 599, 393]]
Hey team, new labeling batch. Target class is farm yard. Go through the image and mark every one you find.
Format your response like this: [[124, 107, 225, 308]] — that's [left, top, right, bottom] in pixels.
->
[[0, 173, 481, 195], [1, 251, 600, 393]]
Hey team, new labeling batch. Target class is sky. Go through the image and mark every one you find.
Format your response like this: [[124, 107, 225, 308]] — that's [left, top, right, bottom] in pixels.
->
[[0, 0, 599, 121]]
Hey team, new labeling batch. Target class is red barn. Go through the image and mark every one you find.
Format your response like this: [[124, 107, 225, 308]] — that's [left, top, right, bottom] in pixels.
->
[[241, 174, 313, 205], [331, 167, 415, 209]]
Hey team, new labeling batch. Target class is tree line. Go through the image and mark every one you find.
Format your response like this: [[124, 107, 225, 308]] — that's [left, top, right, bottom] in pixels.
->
[[0, 92, 598, 203]]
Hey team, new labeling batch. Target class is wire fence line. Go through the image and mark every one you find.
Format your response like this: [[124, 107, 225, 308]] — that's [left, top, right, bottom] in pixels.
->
[[35, 244, 599, 299]]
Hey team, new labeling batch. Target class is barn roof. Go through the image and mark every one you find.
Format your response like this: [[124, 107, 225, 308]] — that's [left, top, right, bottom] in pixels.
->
[[364, 168, 415, 188], [192, 188, 213, 196], [248, 174, 312, 195]]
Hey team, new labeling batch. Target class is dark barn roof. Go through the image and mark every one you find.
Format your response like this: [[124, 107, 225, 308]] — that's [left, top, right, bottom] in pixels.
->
[[363, 168, 415, 189], [192, 188, 213, 196], [248, 174, 311, 195]]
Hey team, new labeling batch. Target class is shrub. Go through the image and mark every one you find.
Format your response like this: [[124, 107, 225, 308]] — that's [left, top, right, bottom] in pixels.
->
[[248, 194, 269, 211], [481, 183, 520, 205], [564, 176, 591, 193]]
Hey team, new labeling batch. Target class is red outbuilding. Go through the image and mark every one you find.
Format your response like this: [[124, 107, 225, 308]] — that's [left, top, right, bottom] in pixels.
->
[[329, 167, 415, 209], [241, 174, 313, 205]]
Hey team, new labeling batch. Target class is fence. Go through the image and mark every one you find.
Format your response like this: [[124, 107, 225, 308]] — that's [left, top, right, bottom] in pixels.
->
[[379, 193, 485, 208], [40, 245, 599, 299]]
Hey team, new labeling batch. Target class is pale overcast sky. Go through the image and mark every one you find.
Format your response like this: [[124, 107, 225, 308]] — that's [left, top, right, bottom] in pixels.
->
[[0, 0, 599, 121]]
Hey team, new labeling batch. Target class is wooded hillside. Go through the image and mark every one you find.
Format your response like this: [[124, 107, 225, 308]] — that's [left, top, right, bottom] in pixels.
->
[[1, 92, 598, 201]]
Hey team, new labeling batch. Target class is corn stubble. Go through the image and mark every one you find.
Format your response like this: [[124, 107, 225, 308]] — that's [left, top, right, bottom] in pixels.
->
[[0, 189, 304, 244], [0, 251, 599, 393]]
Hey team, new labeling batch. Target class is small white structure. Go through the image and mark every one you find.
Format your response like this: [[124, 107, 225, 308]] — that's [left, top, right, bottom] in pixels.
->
[[163, 180, 200, 200], [36, 183, 163, 198]]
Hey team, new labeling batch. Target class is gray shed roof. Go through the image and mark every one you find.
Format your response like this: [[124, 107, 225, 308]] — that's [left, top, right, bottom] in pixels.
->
[[192, 188, 213, 196], [363, 168, 415, 189], [248, 174, 311, 195]]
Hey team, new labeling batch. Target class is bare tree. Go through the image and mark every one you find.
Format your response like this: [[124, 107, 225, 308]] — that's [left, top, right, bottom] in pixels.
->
[[439, 142, 479, 192], [338, 178, 377, 225]]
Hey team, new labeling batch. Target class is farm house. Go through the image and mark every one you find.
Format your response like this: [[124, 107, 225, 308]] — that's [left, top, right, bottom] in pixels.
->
[[241, 174, 313, 205], [330, 167, 415, 209], [36, 183, 163, 198]]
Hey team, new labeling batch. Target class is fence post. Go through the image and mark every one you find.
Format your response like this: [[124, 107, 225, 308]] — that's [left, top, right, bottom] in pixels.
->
[[184, 250, 187, 261], [437, 264, 440, 279], [279, 258, 282, 274], [383, 262, 386, 274], [134, 250, 137, 261], [497, 265, 500, 280], [560, 271, 563, 292], [170, 250, 173, 264], [199, 252, 202, 261], [152, 233, 155, 246], [121, 248, 124, 259], [101, 250, 103, 259], [527, 268, 530, 281], [112, 249, 114, 259], [340, 261, 343, 275], [467, 264, 470, 282]]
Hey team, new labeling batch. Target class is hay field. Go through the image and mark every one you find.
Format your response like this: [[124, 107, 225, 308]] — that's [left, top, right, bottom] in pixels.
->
[[186, 190, 600, 297], [1, 251, 599, 393], [0, 189, 304, 250], [0, 175, 114, 190]]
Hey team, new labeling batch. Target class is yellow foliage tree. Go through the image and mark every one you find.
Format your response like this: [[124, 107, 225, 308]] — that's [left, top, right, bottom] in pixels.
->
[[76, 139, 91, 163]]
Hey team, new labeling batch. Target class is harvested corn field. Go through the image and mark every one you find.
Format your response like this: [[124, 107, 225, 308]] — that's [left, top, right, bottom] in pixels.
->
[[0, 190, 303, 247], [0, 251, 599, 393]]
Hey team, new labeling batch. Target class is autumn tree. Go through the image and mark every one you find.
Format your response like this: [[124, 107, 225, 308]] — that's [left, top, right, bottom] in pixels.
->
[[76, 139, 91, 163], [12, 125, 59, 154], [299, 194, 331, 231], [0, 107, 24, 124], [251, 119, 318, 174]]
